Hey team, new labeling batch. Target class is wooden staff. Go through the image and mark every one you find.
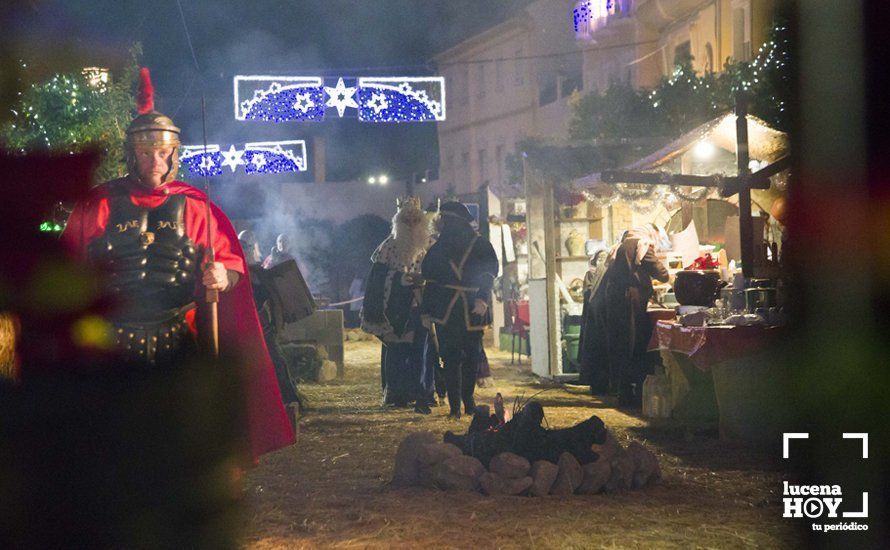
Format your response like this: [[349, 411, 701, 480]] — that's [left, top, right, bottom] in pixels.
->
[[201, 94, 219, 357]]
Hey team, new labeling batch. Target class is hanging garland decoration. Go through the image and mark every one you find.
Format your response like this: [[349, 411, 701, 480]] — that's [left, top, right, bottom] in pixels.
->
[[670, 183, 710, 203], [626, 185, 671, 215], [581, 188, 619, 209], [614, 182, 659, 201]]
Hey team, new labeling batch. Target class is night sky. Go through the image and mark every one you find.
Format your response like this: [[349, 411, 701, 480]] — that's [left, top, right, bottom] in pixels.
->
[[11, 0, 533, 182]]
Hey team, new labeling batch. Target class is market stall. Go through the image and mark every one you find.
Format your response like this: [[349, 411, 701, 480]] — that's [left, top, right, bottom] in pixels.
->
[[519, 99, 790, 422]]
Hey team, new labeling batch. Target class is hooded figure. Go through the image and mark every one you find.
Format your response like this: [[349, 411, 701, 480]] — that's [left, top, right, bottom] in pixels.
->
[[361, 197, 435, 413], [421, 201, 499, 418], [577, 224, 669, 406]]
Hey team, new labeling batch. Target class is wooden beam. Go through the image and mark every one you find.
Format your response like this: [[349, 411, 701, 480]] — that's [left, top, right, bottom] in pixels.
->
[[736, 93, 755, 278], [600, 170, 772, 192]]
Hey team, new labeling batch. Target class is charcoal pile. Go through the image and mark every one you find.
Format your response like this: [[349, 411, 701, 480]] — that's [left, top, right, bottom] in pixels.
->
[[391, 400, 660, 496]]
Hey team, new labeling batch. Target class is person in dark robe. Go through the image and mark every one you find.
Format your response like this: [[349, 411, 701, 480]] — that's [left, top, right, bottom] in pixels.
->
[[578, 224, 669, 407], [61, 69, 294, 461], [361, 198, 434, 414], [238, 229, 307, 412], [421, 201, 499, 419]]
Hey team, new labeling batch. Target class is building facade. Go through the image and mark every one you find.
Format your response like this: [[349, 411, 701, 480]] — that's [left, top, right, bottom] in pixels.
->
[[433, 0, 582, 196], [577, 0, 778, 93], [432, 0, 778, 197]]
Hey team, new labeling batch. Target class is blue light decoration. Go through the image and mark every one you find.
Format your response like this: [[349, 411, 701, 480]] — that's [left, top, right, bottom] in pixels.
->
[[357, 77, 446, 123], [572, 1, 619, 36], [573, 1, 591, 33], [234, 75, 446, 122], [180, 144, 223, 177], [179, 141, 307, 177], [234, 76, 325, 122], [243, 140, 307, 174]]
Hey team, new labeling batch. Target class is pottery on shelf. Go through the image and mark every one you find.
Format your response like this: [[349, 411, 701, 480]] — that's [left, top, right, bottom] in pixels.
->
[[565, 229, 586, 257]]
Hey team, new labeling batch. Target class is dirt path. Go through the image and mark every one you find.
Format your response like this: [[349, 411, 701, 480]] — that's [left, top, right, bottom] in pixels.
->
[[241, 341, 797, 549]]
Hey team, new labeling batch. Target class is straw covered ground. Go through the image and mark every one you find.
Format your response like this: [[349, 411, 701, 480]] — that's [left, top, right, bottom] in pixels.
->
[[241, 339, 798, 549]]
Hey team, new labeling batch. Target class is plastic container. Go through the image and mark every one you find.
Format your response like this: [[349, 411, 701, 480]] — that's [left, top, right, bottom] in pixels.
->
[[642, 374, 673, 418]]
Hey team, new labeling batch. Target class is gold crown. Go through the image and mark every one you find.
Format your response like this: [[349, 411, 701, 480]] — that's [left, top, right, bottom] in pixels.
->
[[396, 196, 423, 210]]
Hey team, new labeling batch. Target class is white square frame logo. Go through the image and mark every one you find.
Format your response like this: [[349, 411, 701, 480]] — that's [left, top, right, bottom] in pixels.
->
[[782, 432, 869, 518]]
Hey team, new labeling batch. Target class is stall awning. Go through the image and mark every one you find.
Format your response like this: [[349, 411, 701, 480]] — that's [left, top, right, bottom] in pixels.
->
[[574, 113, 788, 189]]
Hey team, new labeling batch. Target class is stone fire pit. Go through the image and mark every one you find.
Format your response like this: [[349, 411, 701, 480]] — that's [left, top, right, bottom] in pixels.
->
[[391, 404, 660, 496]]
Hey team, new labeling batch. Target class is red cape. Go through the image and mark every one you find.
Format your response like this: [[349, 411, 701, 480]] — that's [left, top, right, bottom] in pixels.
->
[[62, 179, 295, 461]]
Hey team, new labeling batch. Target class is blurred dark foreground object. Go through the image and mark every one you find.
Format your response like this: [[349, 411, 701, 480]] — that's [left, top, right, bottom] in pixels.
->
[[0, 129, 245, 547], [0, 354, 246, 548]]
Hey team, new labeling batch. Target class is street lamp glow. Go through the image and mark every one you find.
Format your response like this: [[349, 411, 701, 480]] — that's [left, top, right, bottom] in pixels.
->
[[379, 174, 389, 185], [693, 141, 716, 160]]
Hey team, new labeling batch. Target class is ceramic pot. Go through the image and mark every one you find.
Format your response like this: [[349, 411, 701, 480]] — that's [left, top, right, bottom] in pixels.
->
[[565, 229, 585, 256]]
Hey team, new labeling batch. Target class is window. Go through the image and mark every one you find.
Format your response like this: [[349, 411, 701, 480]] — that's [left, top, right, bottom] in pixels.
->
[[478, 149, 487, 182], [495, 58, 504, 92], [561, 72, 583, 97], [461, 151, 470, 168], [476, 62, 486, 98], [495, 144, 504, 184], [514, 48, 524, 86], [704, 42, 714, 73], [458, 66, 470, 104], [539, 76, 557, 106], [674, 41, 692, 66], [732, 2, 752, 62]]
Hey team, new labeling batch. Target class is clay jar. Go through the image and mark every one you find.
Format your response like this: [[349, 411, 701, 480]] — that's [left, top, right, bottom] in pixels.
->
[[565, 229, 585, 256]]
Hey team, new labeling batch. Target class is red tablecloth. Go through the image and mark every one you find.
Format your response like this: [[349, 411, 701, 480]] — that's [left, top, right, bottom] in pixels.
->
[[648, 320, 783, 371]]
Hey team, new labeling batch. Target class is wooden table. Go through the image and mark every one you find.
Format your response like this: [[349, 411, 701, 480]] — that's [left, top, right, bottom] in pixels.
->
[[649, 321, 786, 440]]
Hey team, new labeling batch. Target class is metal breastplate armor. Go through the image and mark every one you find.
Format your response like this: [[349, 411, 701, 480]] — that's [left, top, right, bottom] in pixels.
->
[[88, 193, 199, 365]]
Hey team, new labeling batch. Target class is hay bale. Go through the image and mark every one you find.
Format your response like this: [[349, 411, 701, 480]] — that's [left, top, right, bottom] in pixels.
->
[[489, 452, 530, 479], [550, 452, 582, 496], [577, 458, 611, 495], [626, 441, 661, 489], [432, 455, 485, 491], [391, 432, 438, 487], [318, 360, 338, 382], [280, 344, 322, 382], [529, 460, 559, 497], [417, 442, 462, 467], [480, 472, 533, 496]]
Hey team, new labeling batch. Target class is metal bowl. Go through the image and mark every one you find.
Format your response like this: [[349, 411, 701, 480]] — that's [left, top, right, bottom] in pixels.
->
[[673, 270, 727, 307]]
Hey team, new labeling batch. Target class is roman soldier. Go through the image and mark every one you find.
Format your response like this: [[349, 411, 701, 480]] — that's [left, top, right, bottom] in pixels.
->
[[421, 201, 499, 419], [61, 68, 294, 460]]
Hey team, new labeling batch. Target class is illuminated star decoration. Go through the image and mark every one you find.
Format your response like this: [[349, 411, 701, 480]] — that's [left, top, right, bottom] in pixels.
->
[[368, 92, 388, 114], [220, 144, 244, 172], [235, 75, 446, 122], [356, 77, 446, 122], [234, 76, 325, 122], [324, 77, 359, 117], [180, 145, 223, 177], [293, 92, 315, 114], [242, 141, 307, 174], [180, 141, 307, 176]]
